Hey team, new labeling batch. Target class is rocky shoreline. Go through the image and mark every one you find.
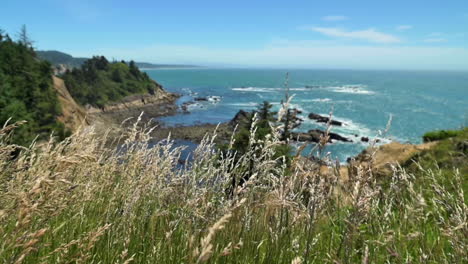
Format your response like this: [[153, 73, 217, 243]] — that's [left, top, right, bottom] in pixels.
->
[[87, 89, 396, 166], [90, 95, 380, 146], [87, 95, 441, 175], [88, 92, 180, 125]]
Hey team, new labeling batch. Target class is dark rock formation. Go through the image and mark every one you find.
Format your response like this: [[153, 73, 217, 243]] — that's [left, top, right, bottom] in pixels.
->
[[291, 132, 316, 142], [181, 101, 194, 113], [292, 108, 303, 114], [308, 113, 343, 126], [291, 129, 352, 143], [360, 137, 381, 143], [309, 129, 352, 142], [229, 110, 252, 127]]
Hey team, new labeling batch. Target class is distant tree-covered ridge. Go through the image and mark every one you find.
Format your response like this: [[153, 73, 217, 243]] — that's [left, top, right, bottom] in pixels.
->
[[37, 50, 199, 69], [61, 57, 165, 107], [0, 28, 68, 145], [36, 50, 87, 68]]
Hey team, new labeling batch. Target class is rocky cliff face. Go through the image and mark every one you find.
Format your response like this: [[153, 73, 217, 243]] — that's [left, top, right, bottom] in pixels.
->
[[85, 89, 178, 114], [52, 73, 180, 132], [53, 76, 88, 131]]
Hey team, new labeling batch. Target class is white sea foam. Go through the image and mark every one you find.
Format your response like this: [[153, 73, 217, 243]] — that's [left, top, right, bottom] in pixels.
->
[[301, 98, 332, 103], [232, 87, 311, 93], [232, 87, 276, 93], [289, 87, 310, 91], [227, 102, 258, 107], [207, 96, 221, 103], [233, 85, 375, 95], [182, 88, 198, 96], [326, 85, 375, 95]]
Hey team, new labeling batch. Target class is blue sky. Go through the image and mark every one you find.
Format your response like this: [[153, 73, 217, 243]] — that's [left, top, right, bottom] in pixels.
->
[[2, 0, 468, 70]]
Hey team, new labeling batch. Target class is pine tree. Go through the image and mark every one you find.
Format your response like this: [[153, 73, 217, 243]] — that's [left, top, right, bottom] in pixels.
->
[[257, 101, 273, 121], [282, 109, 292, 141], [17, 25, 33, 48], [129, 60, 140, 79]]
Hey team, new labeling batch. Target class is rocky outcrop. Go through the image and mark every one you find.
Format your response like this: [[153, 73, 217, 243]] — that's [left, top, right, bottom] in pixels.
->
[[229, 110, 252, 127], [291, 129, 352, 143], [53, 64, 70, 75], [194, 97, 208, 101], [53, 76, 88, 131], [194, 96, 221, 103], [86, 90, 178, 114], [308, 113, 343, 126]]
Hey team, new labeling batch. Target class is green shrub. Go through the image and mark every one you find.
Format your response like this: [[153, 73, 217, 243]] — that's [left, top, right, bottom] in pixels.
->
[[422, 129, 463, 142]]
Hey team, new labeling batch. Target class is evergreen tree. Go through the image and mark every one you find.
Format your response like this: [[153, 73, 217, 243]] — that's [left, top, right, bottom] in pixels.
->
[[257, 101, 274, 121], [129, 60, 140, 78], [281, 109, 292, 141], [62, 56, 162, 107], [17, 24, 33, 48], [0, 28, 67, 145]]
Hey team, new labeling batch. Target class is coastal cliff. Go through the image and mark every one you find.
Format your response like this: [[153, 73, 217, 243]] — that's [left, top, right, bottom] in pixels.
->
[[53, 76, 88, 131], [54, 55, 181, 131]]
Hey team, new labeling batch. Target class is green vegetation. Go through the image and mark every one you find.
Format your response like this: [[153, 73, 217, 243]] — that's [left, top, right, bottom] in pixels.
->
[[408, 127, 468, 197], [0, 28, 68, 145], [62, 57, 162, 107], [0, 120, 466, 263], [37, 50, 87, 68], [37, 50, 198, 69], [0, 27, 466, 264], [422, 128, 464, 142], [224, 101, 292, 163]]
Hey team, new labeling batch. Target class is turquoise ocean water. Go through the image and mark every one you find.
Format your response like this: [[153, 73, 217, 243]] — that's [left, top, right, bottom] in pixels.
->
[[145, 68, 468, 162]]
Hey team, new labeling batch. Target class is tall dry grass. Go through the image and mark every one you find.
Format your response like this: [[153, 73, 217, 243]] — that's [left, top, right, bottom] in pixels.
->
[[0, 107, 466, 263]]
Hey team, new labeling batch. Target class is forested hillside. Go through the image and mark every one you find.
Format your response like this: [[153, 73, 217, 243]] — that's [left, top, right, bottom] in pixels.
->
[[61, 57, 164, 107], [0, 30, 68, 145], [37, 50, 198, 69], [36, 50, 87, 68], [0, 28, 167, 145]]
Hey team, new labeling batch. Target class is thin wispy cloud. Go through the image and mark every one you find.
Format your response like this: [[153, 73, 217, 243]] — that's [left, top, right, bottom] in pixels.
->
[[91, 41, 468, 70], [424, 38, 447, 43], [322, 15, 348, 21], [396, 25, 413, 31], [310, 27, 401, 43]]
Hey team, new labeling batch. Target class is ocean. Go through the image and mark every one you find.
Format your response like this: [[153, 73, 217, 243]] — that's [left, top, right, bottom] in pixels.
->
[[145, 68, 468, 162]]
